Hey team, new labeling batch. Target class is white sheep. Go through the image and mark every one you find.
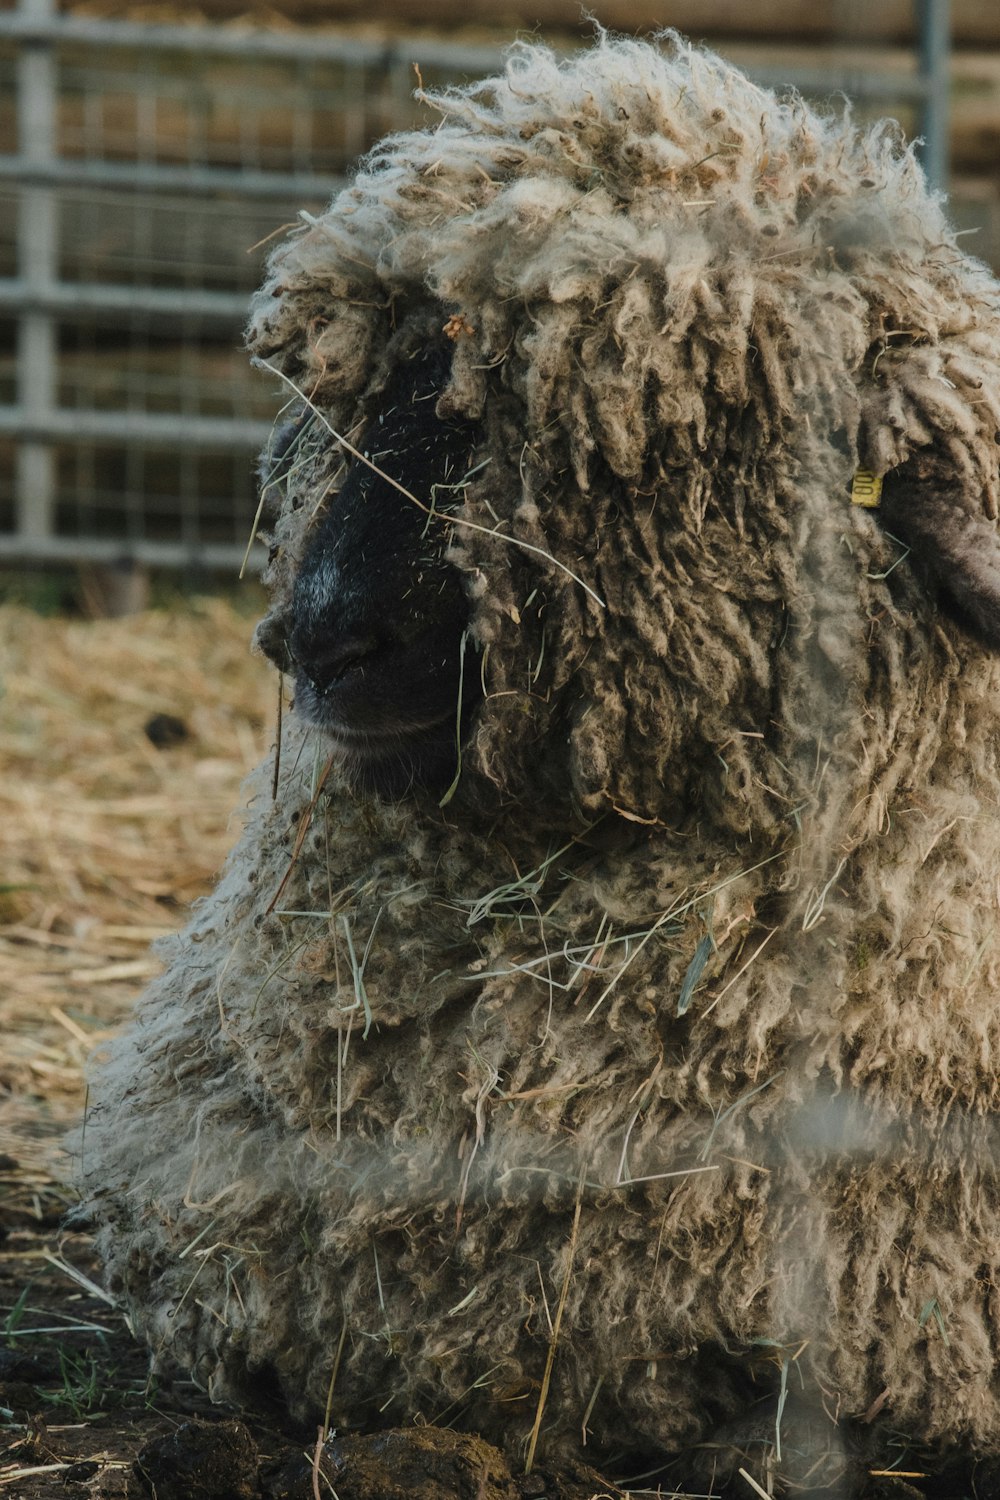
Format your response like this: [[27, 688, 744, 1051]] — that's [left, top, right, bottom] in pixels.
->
[[83, 32, 1000, 1493]]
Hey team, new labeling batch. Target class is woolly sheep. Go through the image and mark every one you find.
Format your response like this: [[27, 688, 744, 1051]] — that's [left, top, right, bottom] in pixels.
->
[[82, 33, 1000, 1492]]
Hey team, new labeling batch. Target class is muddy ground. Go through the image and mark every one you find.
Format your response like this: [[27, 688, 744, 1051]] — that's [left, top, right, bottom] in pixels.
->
[[0, 1185, 630, 1500], [1, 597, 997, 1500]]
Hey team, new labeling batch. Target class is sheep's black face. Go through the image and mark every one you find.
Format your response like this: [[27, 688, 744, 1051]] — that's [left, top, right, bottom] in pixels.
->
[[271, 348, 482, 799]]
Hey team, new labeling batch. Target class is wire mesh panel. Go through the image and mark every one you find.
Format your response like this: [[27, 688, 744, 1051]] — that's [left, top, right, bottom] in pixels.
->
[[56, 46, 389, 173], [57, 189, 286, 292], [0, 8, 504, 568], [0, 2, 958, 571], [53, 443, 257, 548]]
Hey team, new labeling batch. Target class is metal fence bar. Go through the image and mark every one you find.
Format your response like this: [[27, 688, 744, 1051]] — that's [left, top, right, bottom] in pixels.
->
[[917, 0, 951, 192], [0, 279, 252, 320], [0, 406, 272, 449], [740, 64, 935, 104], [0, 155, 347, 202], [0, 11, 506, 70], [14, 0, 57, 545], [5, 533, 260, 567]]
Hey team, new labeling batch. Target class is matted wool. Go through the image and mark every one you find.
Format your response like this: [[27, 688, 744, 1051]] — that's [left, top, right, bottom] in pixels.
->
[[82, 33, 1000, 1483]]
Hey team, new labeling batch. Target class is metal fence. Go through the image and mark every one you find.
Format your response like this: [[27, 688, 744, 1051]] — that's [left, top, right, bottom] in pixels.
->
[[0, 0, 952, 571]]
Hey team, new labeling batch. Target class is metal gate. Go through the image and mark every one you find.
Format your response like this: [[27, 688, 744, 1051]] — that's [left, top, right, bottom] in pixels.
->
[[0, 0, 950, 571]]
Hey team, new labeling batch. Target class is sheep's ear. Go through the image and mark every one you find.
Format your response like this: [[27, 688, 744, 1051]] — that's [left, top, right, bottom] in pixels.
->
[[878, 457, 1000, 650]]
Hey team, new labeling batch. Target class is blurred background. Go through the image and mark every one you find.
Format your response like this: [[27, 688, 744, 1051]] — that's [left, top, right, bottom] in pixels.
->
[[0, 0, 995, 603]]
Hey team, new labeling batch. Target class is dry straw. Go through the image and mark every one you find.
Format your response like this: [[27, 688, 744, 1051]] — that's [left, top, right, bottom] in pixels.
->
[[0, 599, 272, 1170]]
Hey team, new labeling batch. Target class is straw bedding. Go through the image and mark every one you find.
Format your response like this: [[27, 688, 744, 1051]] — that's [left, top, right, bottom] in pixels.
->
[[0, 599, 271, 1170], [82, 34, 1000, 1486]]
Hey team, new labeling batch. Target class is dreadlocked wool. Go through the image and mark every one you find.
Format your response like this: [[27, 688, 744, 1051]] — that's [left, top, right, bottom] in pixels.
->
[[83, 33, 1000, 1487]]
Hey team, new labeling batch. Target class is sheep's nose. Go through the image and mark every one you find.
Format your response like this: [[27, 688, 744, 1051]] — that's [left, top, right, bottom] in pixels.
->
[[300, 632, 381, 694]]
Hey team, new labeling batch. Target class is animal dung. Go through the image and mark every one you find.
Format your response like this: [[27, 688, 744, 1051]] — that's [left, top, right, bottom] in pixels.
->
[[144, 712, 191, 749]]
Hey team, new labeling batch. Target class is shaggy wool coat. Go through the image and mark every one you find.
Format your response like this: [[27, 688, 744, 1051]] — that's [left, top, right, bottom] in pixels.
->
[[84, 33, 1000, 1487]]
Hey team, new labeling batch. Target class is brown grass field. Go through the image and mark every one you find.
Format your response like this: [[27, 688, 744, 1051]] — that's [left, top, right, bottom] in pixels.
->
[[0, 597, 637, 1500]]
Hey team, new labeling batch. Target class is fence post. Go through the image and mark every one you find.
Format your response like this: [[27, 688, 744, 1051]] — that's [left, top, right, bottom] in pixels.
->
[[16, 0, 58, 548], [917, 0, 951, 194]]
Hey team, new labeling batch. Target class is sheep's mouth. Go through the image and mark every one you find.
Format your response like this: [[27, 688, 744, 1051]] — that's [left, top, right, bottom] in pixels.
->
[[292, 675, 473, 798], [306, 710, 456, 755]]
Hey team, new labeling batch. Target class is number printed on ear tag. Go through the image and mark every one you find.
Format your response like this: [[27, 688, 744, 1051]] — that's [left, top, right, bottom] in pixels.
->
[[851, 470, 883, 508]]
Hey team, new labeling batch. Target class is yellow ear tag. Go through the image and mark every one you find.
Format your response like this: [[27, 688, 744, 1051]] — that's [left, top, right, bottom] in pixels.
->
[[851, 470, 883, 509]]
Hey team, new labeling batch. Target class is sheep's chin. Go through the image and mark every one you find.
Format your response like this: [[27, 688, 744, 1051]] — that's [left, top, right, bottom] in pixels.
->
[[293, 682, 460, 799]]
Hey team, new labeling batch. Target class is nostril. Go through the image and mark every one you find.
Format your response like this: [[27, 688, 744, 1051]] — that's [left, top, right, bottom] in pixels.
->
[[302, 633, 382, 692]]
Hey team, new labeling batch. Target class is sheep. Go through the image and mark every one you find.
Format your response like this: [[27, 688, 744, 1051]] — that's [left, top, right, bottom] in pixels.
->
[[81, 31, 1000, 1493]]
